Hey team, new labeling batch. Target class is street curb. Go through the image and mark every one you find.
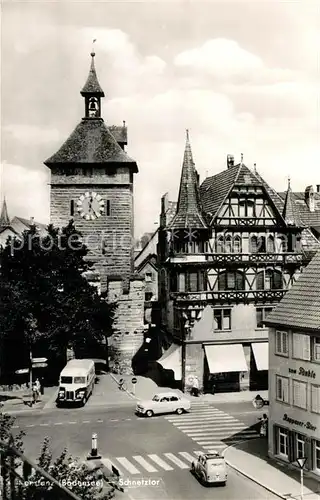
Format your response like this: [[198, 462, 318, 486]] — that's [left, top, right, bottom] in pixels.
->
[[222, 442, 286, 500], [109, 373, 138, 401]]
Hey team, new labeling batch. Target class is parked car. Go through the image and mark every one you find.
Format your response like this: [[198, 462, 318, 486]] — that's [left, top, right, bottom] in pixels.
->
[[135, 392, 191, 417], [191, 451, 227, 486]]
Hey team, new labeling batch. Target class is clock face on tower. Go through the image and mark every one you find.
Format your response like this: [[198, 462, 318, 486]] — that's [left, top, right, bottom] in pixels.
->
[[77, 192, 105, 220]]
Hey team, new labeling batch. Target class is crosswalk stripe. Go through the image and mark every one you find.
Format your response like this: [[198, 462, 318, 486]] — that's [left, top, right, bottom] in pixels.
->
[[194, 451, 205, 455], [115, 457, 140, 475], [147, 454, 174, 471], [164, 453, 189, 469], [101, 458, 123, 476], [179, 424, 246, 432], [185, 430, 244, 436], [132, 456, 158, 473], [194, 440, 228, 444], [168, 416, 235, 423], [178, 452, 195, 463], [202, 445, 227, 450]]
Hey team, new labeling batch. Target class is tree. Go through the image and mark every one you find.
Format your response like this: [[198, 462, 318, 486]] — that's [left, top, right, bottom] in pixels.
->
[[0, 413, 118, 499], [0, 221, 116, 378]]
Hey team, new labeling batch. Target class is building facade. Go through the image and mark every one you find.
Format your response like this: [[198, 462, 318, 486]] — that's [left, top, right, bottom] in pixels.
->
[[44, 52, 145, 372], [158, 131, 320, 393], [266, 251, 320, 480]]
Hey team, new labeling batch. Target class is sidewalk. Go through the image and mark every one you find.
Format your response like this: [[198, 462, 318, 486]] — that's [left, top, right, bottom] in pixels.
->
[[224, 437, 320, 500], [109, 374, 269, 404], [0, 386, 58, 414]]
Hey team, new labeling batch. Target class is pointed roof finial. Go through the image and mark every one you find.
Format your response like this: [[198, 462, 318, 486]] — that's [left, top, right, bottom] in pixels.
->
[[81, 41, 105, 97], [186, 128, 190, 142], [288, 175, 291, 189], [240, 153, 244, 165], [0, 197, 10, 227], [253, 163, 257, 172]]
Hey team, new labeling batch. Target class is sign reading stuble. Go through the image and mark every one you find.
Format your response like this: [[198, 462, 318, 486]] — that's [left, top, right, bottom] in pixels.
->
[[288, 367, 316, 379]]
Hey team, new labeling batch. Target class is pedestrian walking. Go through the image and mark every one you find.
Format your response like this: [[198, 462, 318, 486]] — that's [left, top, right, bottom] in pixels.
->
[[32, 382, 38, 405], [259, 413, 268, 437]]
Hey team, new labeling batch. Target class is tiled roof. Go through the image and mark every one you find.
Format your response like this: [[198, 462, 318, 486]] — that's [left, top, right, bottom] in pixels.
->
[[265, 250, 320, 331], [109, 125, 127, 145], [278, 191, 320, 227], [169, 131, 207, 230], [80, 53, 104, 96], [200, 164, 278, 223], [0, 198, 10, 227], [300, 228, 320, 252], [252, 170, 285, 216], [44, 119, 138, 171]]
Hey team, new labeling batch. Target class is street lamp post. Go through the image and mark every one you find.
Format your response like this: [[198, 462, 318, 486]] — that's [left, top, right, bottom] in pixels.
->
[[296, 456, 307, 500]]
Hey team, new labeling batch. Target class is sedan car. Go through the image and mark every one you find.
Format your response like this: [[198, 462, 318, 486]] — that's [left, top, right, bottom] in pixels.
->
[[135, 392, 191, 417]]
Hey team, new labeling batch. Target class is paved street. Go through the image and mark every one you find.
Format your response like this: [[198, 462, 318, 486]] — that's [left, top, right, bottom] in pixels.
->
[[10, 399, 276, 499]]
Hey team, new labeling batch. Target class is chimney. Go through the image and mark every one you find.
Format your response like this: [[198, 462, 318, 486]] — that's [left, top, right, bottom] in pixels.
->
[[227, 155, 235, 169], [317, 185, 320, 193], [30, 217, 35, 226], [160, 193, 169, 227]]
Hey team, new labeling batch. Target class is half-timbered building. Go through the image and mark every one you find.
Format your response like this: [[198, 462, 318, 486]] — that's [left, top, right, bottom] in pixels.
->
[[158, 131, 320, 393]]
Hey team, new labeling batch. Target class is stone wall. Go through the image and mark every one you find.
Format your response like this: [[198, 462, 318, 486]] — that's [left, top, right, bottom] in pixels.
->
[[108, 277, 146, 374], [50, 182, 134, 290]]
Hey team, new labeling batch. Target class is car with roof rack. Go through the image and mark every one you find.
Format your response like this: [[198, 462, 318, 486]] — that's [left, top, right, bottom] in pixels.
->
[[191, 451, 227, 486]]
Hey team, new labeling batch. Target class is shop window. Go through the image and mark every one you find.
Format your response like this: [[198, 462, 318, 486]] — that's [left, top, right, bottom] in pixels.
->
[[311, 336, 320, 362], [293, 380, 307, 410], [278, 428, 289, 458], [292, 333, 311, 361], [276, 376, 289, 403], [296, 434, 305, 459], [214, 309, 231, 331], [275, 331, 289, 356], [311, 385, 320, 414], [256, 307, 273, 328], [315, 440, 320, 472]]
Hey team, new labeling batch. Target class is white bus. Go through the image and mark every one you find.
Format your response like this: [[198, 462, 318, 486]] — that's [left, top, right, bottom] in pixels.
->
[[57, 359, 95, 407]]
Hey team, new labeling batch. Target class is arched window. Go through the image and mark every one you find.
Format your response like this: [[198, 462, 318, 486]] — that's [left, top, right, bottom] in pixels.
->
[[250, 235, 258, 253], [273, 270, 283, 289], [267, 235, 275, 253], [216, 236, 224, 253], [257, 236, 266, 253], [256, 271, 264, 290], [225, 235, 232, 254], [233, 235, 242, 253]]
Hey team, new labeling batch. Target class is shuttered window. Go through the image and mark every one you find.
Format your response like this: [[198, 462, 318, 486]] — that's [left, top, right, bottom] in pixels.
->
[[293, 380, 307, 409], [292, 333, 311, 361], [276, 376, 289, 403], [275, 331, 289, 356], [311, 385, 320, 414]]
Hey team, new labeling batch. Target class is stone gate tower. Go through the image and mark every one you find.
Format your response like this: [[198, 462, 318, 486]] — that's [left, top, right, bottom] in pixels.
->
[[44, 51, 145, 372]]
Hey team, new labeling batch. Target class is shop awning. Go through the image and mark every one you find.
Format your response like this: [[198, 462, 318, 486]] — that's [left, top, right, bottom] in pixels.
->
[[158, 344, 182, 380], [252, 342, 269, 371], [204, 344, 248, 374]]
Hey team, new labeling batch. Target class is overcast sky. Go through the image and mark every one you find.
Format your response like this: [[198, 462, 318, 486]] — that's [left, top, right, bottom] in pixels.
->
[[1, 0, 319, 237]]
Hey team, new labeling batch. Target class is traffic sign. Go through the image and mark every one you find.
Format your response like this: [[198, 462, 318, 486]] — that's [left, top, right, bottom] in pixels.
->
[[32, 362, 48, 368], [132, 377, 137, 384], [15, 369, 29, 375], [31, 357, 47, 364], [297, 457, 307, 469], [252, 396, 264, 409]]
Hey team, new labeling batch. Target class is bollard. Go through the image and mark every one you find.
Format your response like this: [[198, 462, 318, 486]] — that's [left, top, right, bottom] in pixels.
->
[[87, 432, 101, 460]]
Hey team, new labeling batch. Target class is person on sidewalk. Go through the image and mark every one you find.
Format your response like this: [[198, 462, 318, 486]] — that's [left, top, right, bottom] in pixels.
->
[[259, 413, 268, 437], [191, 376, 200, 397]]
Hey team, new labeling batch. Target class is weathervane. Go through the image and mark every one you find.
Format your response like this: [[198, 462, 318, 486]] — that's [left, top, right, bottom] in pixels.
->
[[91, 38, 97, 56]]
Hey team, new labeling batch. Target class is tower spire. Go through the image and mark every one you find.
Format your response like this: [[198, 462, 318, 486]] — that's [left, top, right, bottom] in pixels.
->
[[169, 130, 207, 230], [81, 45, 105, 119], [282, 177, 300, 226], [0, 197, 10, 227]]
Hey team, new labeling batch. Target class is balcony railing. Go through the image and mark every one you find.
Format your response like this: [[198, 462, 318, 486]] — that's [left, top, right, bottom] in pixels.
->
[[170, 289, 286, 303], [168, 252, 304, 266]]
